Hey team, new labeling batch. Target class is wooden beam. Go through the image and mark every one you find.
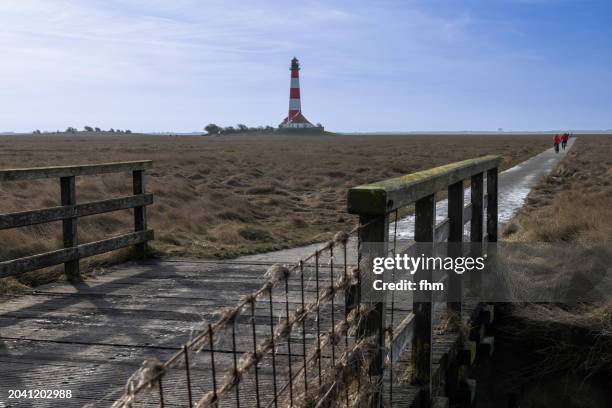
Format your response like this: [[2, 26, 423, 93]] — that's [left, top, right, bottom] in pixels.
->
[[0, 161, 152, 182], [470, 173, 484, 293], [470, 173, 484, 244], [347, 155, 501, 215], [486, 168, 498, 243], [412, 193, 435, 394], [351, 213, 388, 408], [133, 170, 148, 259], [0, 194, 153, 230], [390, 313, 415, 363], [0, 230, 154, 278], [61, 176, 79, 282], [447, 181, 464, 321]]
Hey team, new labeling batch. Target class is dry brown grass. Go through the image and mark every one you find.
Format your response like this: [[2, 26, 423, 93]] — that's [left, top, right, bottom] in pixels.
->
[[1, 132, 549, 290], [504, 136, 612, 242], [496, 136, 612, 401]]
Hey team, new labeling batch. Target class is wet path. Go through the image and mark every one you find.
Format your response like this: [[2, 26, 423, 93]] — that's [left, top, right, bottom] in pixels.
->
[[243, 137, 575, 262]]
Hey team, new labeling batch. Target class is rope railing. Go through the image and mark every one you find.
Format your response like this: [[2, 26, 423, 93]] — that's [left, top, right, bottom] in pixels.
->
[[106, 156, 502, 408], [111, 218, 387, 408]]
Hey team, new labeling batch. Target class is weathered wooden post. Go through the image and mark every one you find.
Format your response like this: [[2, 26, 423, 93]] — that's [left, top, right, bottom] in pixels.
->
[[485, 167, 499, 308], [486, 168, 498, 243], [356, 213, 389, 407], [447, 181, 464, 322], [133, 169, 148, 259], [412, 193, 435, 400], [347, 185, 389, 407], [470, 173, 484, 294], [60, 175, 80, 282]]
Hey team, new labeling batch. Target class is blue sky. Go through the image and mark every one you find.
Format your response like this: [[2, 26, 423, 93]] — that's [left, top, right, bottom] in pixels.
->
[[1, 0, 611, 132]]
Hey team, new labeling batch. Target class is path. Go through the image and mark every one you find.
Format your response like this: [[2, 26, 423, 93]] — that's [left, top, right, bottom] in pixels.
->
[[0, 140, 574, 407], [243, 137, 575, 259]]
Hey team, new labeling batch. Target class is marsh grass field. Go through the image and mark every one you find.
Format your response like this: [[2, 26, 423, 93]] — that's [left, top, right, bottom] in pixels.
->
[[481, 135, 612, 408], [0, 132, 551, 291]]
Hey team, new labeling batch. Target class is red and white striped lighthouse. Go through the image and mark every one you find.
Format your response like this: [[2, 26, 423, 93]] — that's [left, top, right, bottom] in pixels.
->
[[279, 57, 321, 130]]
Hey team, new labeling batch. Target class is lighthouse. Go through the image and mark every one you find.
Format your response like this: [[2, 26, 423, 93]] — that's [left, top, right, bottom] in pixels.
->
[[279, 57, 323, 131]]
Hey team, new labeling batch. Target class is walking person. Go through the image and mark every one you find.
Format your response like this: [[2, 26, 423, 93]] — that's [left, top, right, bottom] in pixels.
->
[[561, 133, 568, 150], [553, 134, 560, 153]]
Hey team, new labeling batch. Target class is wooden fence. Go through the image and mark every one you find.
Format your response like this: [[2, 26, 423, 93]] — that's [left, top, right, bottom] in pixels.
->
[[0, 161, 154, 282], [347, 155, 501, 406]]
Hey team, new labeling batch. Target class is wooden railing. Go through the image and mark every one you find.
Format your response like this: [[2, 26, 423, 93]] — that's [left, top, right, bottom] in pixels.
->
[[347, 155, 501, 405], [0, 161, 154, 282]]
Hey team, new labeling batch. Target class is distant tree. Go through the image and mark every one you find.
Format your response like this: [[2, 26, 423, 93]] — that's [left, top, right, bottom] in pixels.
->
[[265, 125, 274, 131], [109, 128, 115, 132], [316, 123, 323, 128], [237, 124, 248, 132], [84, 126, 94, 132], [125, 129, 132, 134], [224, 126, 236, 134], [66, 127, 77, 133], [33, 129, 41, 134], [204, 123, 221, 135], [94, 127, 101, 132]]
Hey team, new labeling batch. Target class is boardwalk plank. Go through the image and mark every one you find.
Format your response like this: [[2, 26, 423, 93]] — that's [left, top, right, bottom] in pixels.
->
[[0, 257, 478, 407]]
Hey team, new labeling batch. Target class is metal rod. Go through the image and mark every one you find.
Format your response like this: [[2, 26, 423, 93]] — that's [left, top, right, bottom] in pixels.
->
[[183, 345, 193, 408], [284, 274, 294, 406], [158, 377, 165, 408], [269, 287, 279, 408], [315, 251, 322, 387], [208, 324, 218, 404], [343, 240, 350, 408], [330, 245, 336, 366], [232, 323, 241, 408], [251, 299, 262, 408], [356, 231, 362, 399], [300, 260, 308, 394]]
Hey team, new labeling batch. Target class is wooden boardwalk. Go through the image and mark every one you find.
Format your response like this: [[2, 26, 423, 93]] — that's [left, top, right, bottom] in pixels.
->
[[2, 153, 538, 407], [0, 256, 424, 407], [1, 257, 487, 408]]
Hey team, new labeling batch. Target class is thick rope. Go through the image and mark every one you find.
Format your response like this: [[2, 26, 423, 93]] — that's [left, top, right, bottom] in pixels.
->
[[112, 222, 373, 408]]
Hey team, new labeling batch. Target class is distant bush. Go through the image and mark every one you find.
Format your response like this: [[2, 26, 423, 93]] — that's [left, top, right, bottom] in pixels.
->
[[84, 126, 94, 132], [204, 123, 221, 135], [204, 123, 275, 135]]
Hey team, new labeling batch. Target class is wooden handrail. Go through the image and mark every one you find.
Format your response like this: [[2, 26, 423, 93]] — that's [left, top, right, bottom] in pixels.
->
[[347, 155, 501, 215], [0, 194, 153, 230], [0, 161, 154, 281], [346, 155, 500, 406], [0, 160, 152, 181], [0, 231, 153, 278]]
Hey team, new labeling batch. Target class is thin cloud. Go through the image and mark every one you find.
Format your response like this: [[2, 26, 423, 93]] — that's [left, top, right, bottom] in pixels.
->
[[0, 0, 610, 132]]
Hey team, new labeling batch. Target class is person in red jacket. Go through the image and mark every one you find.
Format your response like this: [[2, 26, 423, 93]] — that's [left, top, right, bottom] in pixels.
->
[[553, 134, 560, 153], [561, 133, 569, 150]]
